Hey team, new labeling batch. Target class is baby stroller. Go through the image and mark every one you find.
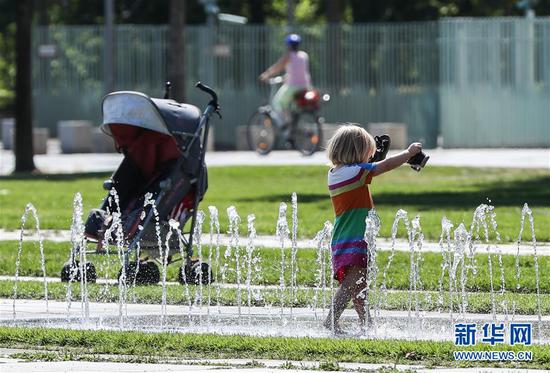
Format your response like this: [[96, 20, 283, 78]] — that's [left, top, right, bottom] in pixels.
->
[[60, 82, 220, 285]]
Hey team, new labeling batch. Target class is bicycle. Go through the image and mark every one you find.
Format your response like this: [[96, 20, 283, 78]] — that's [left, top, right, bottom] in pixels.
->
[[247, 76, 330, 156]]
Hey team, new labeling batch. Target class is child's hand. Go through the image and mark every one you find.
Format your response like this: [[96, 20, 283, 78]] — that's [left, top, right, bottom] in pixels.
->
[[407, 142, 422, 155], [372, 142, 424, 176]]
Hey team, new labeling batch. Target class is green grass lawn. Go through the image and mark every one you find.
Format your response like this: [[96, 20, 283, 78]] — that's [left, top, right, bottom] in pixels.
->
[[2, 241, 549, 293], [0, 327, 548, 369], [0, 166, 548, 241], [5, 280, 550, 315]]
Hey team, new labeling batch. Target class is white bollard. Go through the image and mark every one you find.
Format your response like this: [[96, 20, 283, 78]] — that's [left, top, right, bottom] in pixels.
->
[[58, 120, 93, 153]]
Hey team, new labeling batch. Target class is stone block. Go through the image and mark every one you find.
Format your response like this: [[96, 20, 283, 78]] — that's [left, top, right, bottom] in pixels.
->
[[235, 125, 249, 150], [1, 118, 14, 150], [206, 127, 214, 152], [3, 121, 48, 154], [91, 127, 116, 153], [58, 120, 93, 153], [320, 123, 340, 149], [32, 128, 49, 155], [367, 122, 408, 149]]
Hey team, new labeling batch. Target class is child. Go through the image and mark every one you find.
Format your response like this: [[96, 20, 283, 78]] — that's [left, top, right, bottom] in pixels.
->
[[324, 124, 422, 332]]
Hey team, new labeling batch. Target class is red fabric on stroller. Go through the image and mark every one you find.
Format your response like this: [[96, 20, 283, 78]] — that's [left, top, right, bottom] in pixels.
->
[[109, 124, 181, 180], [104, 124, 196, 240]]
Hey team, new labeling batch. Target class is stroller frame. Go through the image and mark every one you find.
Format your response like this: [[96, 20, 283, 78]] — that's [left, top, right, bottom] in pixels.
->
[[123, 82, 219, 263], [61, 82, 220, 285]]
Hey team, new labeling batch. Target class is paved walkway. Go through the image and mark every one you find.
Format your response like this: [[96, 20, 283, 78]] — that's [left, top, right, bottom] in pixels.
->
[[1, 144, 548, 174], [1, 229, 548, 256], [0, 355, 351, 373], [0, 356, 541, 373]]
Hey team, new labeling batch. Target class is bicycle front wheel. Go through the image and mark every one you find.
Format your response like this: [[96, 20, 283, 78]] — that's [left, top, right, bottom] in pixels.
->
[[293, 112, 322, 156], [247, 110, 277, 155]]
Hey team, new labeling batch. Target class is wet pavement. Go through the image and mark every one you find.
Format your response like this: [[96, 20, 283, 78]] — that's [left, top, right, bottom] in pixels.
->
[[2, 299, 549, 343]]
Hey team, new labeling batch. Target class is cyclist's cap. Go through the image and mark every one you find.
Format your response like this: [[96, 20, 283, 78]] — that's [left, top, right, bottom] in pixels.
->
[[285, 33, 301, 46]]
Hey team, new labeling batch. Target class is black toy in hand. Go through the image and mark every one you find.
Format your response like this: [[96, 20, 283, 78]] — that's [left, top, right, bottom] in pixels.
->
[[369, 134, 391, 162], [407, 151, 429, 171]]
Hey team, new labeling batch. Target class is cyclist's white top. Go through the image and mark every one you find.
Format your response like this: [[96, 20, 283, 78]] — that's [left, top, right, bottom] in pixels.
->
[[285, 51, 310, 87]]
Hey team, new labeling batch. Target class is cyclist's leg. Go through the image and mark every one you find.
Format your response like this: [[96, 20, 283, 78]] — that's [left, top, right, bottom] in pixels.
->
[[276, 85, 304, 123], [273, 84, 301, 116], [271, 84, 287, 113]]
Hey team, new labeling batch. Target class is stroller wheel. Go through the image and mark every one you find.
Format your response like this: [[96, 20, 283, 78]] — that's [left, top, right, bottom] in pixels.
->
[[60, 260, 97, 283], [119, 261, 160, 286], [178, 260, 213, 285]]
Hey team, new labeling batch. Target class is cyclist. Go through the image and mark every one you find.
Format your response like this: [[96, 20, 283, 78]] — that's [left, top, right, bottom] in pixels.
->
[[259, 33, 311, 120]]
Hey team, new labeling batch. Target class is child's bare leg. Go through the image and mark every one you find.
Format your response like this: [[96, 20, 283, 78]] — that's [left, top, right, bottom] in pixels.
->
[[353, 269, 368, 327], [323, 285, 351, 332], [353, 297, 366, 326], [324, 267, 364, 331]]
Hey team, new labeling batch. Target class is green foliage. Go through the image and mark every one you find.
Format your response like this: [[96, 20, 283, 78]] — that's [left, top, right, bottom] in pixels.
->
[[347, 0, 550, 22], [271, 0, 323, 24], [0, 23, 15, 112], [0, 0, 15, 33], [36, 26, 104, 96]]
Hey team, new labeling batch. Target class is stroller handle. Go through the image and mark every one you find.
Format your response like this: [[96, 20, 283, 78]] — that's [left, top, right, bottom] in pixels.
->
[[196, 81, 221, 119], [195, 82, 218, 106]]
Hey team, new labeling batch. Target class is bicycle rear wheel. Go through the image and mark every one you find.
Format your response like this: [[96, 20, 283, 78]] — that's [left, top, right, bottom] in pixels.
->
[[293, 111, 322, 156], [247, 110, 277, 155]]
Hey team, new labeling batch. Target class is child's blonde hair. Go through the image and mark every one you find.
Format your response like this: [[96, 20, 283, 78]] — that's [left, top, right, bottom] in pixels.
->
[[327, 124, 376, 166]]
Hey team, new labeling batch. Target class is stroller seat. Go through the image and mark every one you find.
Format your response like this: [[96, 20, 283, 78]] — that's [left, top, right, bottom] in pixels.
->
[[110, 124, 181, 180]]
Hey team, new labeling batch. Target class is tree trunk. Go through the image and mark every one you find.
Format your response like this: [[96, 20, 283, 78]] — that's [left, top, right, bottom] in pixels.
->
[[36, 0, 48, 25], [248, 0, 266, 24], [287, 0, 294, 30], [104, 0, 115, 94], [248, 0, 267, 89], [326, 0, 343, 91], [14, 0, 35, 173], [168, 0, 186, 102]]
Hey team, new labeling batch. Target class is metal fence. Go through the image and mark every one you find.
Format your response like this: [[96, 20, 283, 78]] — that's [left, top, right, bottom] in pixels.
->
[[440, 18, 550, 147], [32, 18, 550, 149]]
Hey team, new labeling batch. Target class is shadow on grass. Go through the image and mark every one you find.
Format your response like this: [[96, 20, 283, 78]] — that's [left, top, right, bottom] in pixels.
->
[[0, 172, 111, 181], [237, 175, 550, 208]]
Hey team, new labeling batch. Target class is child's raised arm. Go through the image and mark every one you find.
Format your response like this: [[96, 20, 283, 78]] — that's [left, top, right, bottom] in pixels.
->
[[372, 142, 422, 176]]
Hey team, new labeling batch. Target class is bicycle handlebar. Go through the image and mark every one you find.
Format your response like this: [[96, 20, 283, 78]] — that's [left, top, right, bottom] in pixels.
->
[[267, 76, 284, 85]]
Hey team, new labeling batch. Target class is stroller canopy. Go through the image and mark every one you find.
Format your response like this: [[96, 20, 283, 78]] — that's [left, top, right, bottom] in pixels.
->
[[101, 91, 202, 180], [101, 91, 202, 138]]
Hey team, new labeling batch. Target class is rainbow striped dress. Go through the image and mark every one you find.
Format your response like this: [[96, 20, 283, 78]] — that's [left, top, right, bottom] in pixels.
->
[[327, 163, 376, 276]]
